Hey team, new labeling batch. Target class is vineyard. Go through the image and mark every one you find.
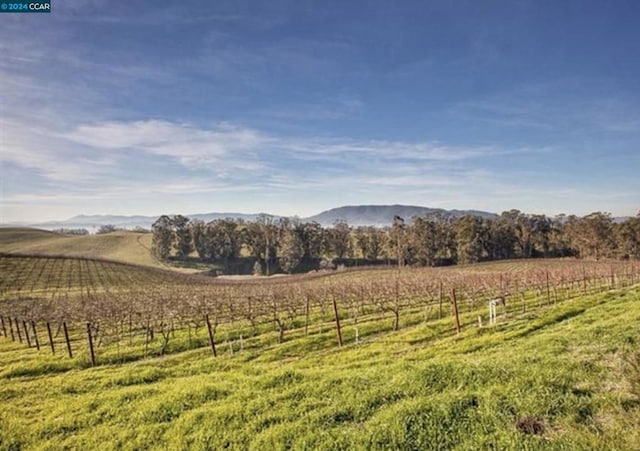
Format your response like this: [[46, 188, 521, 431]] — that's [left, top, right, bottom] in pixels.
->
[[1, 253, 638, 369]]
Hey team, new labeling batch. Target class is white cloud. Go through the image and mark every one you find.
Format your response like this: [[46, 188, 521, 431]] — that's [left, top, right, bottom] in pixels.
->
[[61, 119, 533, 173], [4, 118, 556, 220], [63, 120, 269, 170]]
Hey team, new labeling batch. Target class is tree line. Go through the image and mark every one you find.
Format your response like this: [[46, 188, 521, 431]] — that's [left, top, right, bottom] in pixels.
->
[[151, 210, 640, 274]]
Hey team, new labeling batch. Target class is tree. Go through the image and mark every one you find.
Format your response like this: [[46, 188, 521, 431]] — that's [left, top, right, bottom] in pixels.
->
[[278, 223, 304, 273], [354, 226, 385, 260], [409, 217, 438, 266], [97, 224, 117, 234], [205, 219, 242, 271], [547, 215, 575, 257], [243, 214, 279, 275], [530, 214, 553, 257], [389, 216, 409, 267], [501, 210, 535, 258], [172, 215, 192, 259], [453, 215, 485, 264], [151, 215, 174, 260], [484, 217, 516, 260], [615, 214, 640, 259], [431, 212, 456, 264], [295, 221, 324, 260], [325, 221, 352, 259], [567, 212, 615, 260], [189, 219, 208, 259]]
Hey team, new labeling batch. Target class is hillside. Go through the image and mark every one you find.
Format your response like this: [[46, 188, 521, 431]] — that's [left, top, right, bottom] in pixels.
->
[[0, 254, 207, 297], [306, 204, 496, 226], [0, 228, 167, 269], [1, 284, 639, 449]]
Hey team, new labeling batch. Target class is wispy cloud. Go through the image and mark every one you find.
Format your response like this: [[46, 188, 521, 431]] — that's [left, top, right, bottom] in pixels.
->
[[60, 119, 543, 172], [3, 118, 549, 213], [451, 80, 640, 135], [64, 120, 267, 170]]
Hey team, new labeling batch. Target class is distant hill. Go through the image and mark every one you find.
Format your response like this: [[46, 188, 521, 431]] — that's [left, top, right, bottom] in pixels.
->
[[2, 205, 497, 230], [0, 228, 172, 270], [305, 205, 496, 227], [7, 212, 279, 232]]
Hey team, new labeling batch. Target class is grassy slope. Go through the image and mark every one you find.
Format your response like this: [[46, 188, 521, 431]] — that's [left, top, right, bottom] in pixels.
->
[[0, 228, 168, 270], [1, 287, 639, 450]]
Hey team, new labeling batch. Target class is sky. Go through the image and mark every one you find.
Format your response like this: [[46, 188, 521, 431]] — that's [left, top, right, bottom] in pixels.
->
[[1, 0, 639, 223]]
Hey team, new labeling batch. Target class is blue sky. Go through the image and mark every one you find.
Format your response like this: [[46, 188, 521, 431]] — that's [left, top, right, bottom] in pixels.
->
[[1, 0, 639, 222]]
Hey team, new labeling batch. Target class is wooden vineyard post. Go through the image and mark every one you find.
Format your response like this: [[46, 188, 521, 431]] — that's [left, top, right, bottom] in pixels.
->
[[8, 318, 15, 341], [15, 318, 23, 343], [128, 314, 133, 346], [23, 320, 33, 347], [582, 267, 587, 295], [204, 314, 217, 357], [87, 323, 96, 366], [610, 266, 615, 289], [144, 320, 150, 357], [31, 321, 40, 351], [63, 322, 73, 358], [450, 289, 461, 335], [546, 272, 551, 305], [304, 295, 310, 337], [516, 280, 525, 313], [0, 317, 6, 338], [46, 322, 55, 355], [439, 281, 443, 319], [332, 296, 343, 348]]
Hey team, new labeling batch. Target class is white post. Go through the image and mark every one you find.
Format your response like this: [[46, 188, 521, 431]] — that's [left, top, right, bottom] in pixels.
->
[[489, 300, 497, 326]]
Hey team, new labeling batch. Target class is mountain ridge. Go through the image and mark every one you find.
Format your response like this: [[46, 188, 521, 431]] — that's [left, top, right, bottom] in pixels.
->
[[305, 205, 496, 226], [2, 205, 501, 230]]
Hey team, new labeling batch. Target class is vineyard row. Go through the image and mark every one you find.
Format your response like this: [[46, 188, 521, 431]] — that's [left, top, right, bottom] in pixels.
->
[[1, 261, 638, 367]]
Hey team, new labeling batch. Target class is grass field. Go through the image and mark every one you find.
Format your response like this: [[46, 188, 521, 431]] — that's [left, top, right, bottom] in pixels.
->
[[0, 228, 173, 270], [1, 284, 639, 450], [2, 229, 639, 449]]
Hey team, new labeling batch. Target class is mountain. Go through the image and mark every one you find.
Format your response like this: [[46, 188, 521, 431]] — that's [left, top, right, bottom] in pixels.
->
[[7, 212, 279, 232], [305, 205, 496, 227], [2, 205, 497, 231]]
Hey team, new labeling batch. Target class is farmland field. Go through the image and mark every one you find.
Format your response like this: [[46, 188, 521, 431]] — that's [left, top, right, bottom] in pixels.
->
[[1, 253, 640, 449], [0, 228, 171, 271]]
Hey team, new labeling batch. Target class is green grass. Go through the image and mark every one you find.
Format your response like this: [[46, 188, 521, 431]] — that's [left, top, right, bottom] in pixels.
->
[[1, 286, 640, 450], [0, 228, 166, 269], [0, 228, 211, 273]]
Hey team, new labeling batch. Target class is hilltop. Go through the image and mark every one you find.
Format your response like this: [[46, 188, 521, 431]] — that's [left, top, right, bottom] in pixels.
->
[[306, 204, 496, 226]]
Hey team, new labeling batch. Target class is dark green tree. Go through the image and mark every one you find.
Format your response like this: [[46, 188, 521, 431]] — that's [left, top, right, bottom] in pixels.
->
[[243, 214, 279, 275], [278, 222, 305, 273], [354, 226, 386, 260], [325, 221, 352, 260], [389, 215, 409, 267], [615, 213, 640, 259], [151, 215, 174, 260], [206, 219, 242, 271], [172, 215, 192, 259], [189, 219, 208, 259], [409, 217, 438, 266], [453, 215, 485, 264]]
